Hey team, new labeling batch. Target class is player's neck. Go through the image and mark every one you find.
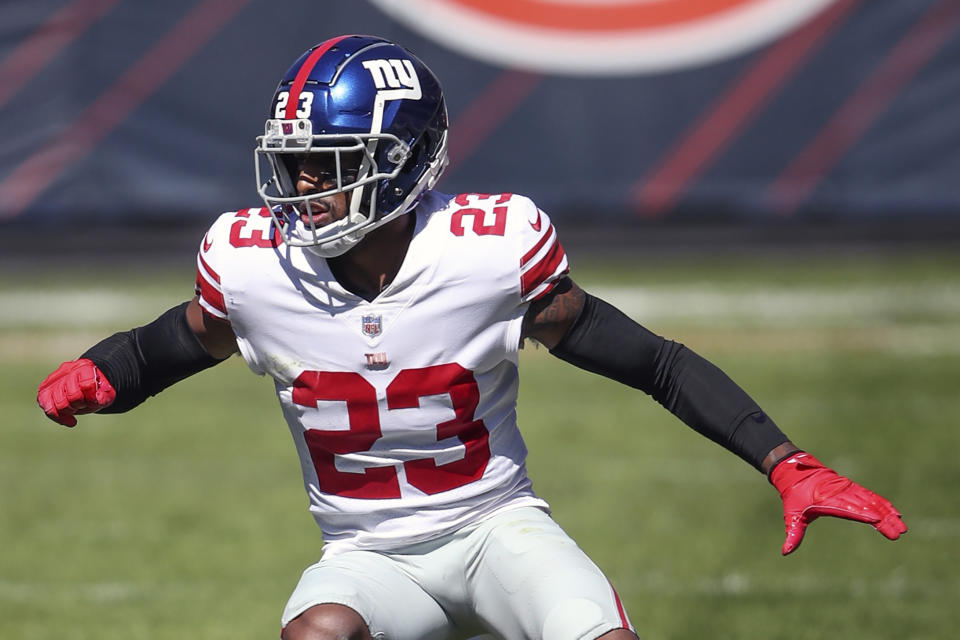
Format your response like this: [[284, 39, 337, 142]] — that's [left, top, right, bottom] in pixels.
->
[[327, 213, 415, 302]]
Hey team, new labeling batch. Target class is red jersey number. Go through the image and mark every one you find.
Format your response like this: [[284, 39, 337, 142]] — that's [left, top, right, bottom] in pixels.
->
[[450, 194, 511, 237], [292, 364, 491, 499], [293, 371, 400, 499], [229, 208, 280, 248]]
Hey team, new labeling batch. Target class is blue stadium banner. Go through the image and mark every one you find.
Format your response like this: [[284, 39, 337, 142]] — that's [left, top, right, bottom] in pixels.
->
[[0, 0, 957, 227]]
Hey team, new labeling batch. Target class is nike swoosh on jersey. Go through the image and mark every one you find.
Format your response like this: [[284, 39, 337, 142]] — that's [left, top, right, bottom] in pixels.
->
[[530, 210, 542, 232]]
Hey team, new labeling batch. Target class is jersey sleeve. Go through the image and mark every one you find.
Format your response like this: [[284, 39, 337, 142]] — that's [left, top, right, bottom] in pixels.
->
[[516, 199, 569, 303], [194, 215, 232, 320]]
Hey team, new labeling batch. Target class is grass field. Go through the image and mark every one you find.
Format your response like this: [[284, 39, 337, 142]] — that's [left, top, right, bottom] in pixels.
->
[[2, 250, 958, 639]]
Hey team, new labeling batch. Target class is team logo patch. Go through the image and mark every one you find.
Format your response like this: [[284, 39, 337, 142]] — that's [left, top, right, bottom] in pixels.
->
[[362, 314, 382, 337], [365, 352, 389, 369]]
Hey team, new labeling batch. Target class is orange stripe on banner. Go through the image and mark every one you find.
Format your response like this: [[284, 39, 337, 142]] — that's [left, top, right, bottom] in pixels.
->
[[445, 69, 542, 178], [0, 0, 253, 221], [0, 0, 121, 110], [631, 0, 861, 218], [446, 0, 753, 32], [767, 0, 960, 216]]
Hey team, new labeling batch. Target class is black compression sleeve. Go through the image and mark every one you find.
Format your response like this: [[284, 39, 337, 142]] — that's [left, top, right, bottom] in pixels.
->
[[549, 293, 789, 472], [81, 302, 225, 413]]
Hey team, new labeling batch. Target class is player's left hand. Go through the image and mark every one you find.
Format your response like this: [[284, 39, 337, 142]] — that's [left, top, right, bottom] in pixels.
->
[[770, 452, 907, 555]]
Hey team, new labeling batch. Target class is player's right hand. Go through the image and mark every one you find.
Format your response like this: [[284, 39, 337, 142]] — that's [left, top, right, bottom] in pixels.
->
[[37, 359, 116, 427]]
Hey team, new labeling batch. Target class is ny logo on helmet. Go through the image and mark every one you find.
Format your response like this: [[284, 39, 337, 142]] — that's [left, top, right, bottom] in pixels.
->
[[362, 59, 421, 93]]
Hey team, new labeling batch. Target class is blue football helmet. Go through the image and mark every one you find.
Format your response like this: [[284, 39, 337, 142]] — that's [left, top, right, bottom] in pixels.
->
[[256, 35, 449, 256]]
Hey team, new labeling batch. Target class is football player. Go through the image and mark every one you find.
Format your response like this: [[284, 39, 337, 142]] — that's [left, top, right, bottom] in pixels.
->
[[37, 35, 906, 640]]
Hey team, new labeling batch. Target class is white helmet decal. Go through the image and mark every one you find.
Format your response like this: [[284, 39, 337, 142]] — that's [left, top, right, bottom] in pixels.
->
[[362, 59, 421, 93]]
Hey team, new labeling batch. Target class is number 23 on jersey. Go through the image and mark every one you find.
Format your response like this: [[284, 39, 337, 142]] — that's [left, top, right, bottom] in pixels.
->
[[293, 363, 491, 499]]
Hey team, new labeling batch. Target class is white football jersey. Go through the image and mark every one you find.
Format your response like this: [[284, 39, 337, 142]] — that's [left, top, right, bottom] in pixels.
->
[[195, 191, 569, 554]]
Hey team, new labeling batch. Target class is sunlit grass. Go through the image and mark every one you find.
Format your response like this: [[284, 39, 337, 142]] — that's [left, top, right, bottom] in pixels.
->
[[2, 252, 958, 639]]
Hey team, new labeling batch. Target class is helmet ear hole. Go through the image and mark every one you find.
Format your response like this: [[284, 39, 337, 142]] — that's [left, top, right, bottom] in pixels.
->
[[386, 142, 411, 167]]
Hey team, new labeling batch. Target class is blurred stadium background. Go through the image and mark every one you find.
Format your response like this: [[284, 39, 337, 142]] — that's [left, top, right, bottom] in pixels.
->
[[1, 1, 958, 638]]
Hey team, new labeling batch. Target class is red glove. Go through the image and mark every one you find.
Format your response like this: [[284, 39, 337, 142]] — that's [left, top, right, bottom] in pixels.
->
[[37, 359, 116, 427], [770, 452, 907, 555]]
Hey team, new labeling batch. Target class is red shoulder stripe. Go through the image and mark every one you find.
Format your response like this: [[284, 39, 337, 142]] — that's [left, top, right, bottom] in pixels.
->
[[196, 268, 227, 315], [520, 224, 555, 268], [197, 251, 221, 284], [521, 238, 567, 298]]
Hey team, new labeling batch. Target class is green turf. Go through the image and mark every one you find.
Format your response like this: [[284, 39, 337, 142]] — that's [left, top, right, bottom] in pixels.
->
[[2, 252, 958, 639]]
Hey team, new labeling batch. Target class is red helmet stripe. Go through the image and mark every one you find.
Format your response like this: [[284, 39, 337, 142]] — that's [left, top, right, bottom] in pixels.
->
[[285, 35, 351, 119]]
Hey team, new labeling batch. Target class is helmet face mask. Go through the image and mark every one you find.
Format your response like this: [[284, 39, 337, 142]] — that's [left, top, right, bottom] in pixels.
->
[[255, 35, 449, 256]]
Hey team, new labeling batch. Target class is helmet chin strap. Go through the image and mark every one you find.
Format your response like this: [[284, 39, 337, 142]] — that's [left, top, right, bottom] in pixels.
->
[[304, 233, 361, 258]]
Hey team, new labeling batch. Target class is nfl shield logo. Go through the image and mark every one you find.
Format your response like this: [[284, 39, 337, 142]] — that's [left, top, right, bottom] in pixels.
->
[[362, 314, 382, 337], [282, 122, 293, 134]]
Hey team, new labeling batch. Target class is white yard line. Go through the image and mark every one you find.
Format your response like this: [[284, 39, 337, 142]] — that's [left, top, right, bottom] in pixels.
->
[[0, 580, 147, 604], [590, 283, 960, 326], [0, 289, 185, 327], [4, 283, 960, 328], [3, 285, 960, 359]]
